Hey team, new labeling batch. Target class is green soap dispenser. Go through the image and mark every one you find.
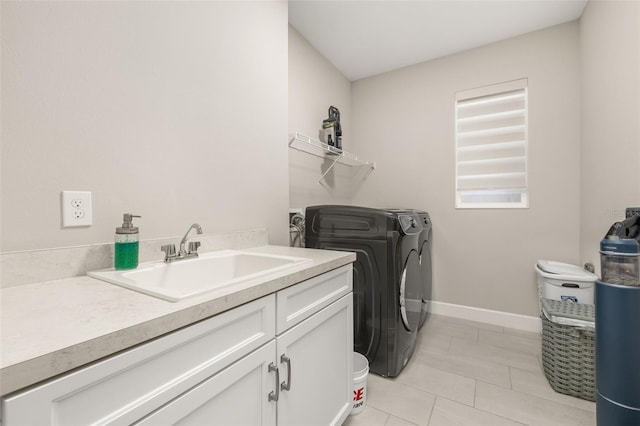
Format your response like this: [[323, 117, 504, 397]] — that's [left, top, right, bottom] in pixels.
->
[[115, 213, 141, 270]]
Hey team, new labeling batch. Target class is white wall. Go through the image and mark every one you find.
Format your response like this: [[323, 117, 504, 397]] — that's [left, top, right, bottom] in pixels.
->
[[288, 25, 355, 211], [1, 1, 289, 252], [350, 22, 582, 317], [579, 0, 640, 272]]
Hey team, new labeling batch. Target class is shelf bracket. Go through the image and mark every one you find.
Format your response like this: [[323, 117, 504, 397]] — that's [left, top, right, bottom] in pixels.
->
[[319, 154, 342, 183]]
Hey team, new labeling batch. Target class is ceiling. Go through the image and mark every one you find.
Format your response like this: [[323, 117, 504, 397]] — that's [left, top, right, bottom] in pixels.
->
[[289, 0, 588, 81]]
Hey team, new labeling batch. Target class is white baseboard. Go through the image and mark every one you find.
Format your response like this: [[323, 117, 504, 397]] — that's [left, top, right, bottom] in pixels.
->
[[430, 301, 541, 333]]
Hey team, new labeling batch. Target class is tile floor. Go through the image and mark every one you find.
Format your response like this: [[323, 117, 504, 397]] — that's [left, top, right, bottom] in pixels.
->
[[343, 314, 596, 426]]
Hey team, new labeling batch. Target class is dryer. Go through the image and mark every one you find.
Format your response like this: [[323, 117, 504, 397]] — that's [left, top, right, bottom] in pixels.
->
[[415, 210, 433, 329], [305, 205, 423, 377]]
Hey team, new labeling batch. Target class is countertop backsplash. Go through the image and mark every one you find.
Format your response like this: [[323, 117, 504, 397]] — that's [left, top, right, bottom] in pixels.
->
[[0, 229, 269, 289]]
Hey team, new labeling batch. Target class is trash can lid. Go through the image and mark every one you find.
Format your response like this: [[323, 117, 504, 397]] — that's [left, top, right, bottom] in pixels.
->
[[536, 260, 598, 281]]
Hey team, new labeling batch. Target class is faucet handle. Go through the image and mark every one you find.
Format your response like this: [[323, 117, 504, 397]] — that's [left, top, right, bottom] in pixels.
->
[[188, 241, 201, 254], [161, 244, 176, 261]]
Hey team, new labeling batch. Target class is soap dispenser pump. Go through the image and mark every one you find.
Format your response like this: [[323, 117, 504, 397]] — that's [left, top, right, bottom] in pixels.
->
[[115, 213, 141, 270]]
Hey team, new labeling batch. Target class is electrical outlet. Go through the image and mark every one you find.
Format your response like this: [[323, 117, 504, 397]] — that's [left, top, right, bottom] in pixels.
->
[[62, 191, 92, 227], [626, 207, 640, 218]]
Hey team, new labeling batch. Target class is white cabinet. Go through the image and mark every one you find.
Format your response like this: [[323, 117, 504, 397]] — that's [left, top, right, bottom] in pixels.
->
[[1, 265, 353, 426], [140, 265, 354, 426], [275, 265, 353, 426], [276, 294, 353, 426]]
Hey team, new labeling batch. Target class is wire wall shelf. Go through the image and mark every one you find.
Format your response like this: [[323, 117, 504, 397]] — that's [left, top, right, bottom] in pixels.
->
[[288, 132, 376, 183]]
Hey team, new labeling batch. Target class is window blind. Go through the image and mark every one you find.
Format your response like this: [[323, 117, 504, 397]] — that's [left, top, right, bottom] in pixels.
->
[[455, 78, 528, 208]]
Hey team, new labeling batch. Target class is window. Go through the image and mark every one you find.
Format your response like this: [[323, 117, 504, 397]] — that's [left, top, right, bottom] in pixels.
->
[[455, 78, 528, 209]]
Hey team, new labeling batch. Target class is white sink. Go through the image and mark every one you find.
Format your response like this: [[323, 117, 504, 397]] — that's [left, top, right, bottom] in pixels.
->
[[88, 250, 311, 302]]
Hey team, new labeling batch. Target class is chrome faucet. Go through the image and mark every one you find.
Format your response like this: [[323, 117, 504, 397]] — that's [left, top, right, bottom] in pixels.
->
[[179, 223, 203, 256], [161, 223, 203, 262]]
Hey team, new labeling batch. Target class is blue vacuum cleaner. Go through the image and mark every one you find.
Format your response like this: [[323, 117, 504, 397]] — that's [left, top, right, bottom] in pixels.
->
[[596, 214, 640, 425]]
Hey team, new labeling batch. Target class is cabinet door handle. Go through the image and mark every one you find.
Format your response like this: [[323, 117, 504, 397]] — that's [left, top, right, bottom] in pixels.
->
[[280, 354, 291, 391], [268, 362, 279, 402]]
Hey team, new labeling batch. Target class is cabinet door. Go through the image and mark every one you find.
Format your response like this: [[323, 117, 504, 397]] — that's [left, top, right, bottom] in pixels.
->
[[135, 341, 277, 426], [276, 293, 353, 426]]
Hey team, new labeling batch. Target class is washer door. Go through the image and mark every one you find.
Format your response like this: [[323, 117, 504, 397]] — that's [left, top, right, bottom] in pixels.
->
[[399, 250, 421, 332]]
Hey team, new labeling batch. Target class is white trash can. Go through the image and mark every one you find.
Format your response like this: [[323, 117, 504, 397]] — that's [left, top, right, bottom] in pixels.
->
[[351, 352, 369, 416], [535, 260, 598, 305]]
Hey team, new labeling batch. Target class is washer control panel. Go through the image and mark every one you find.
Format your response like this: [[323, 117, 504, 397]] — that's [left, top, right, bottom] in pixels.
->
[[398, 215, 422, 235]]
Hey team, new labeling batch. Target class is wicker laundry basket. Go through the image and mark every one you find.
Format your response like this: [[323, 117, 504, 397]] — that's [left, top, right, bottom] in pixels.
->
[[541, 298, 596, 401]]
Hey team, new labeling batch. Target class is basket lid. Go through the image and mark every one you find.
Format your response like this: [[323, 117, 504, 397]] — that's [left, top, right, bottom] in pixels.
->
[[541, 298, 595, 328], [536, 260, 598, 281]]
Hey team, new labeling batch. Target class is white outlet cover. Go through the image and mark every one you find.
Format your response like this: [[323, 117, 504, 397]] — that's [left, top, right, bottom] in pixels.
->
[[62, 191, 92, 227]]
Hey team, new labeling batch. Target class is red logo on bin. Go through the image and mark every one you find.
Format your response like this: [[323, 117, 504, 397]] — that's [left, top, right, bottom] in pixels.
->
[[353, 387, 364, 401]]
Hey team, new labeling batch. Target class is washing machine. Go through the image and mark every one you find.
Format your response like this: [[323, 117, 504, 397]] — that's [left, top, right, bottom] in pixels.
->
[[305, 205, 423, 377], [387, 209, 433, 329]]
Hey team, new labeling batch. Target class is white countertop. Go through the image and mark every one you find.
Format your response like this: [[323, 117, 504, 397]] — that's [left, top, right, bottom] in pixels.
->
[[0, 245, 355, 396]]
